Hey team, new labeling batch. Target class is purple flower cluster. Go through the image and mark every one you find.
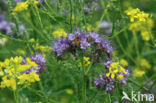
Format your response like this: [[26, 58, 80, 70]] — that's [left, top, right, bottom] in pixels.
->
[[22, 54, 46, 74], [53, 29, 113, 58], [0, 13, 25, 35], [94, 74, 114, 92], [31, 54, 46, 71], [94, 61, 129, 93], [84, 0, 101, 13], [118, 70, 130, 84], [98, 21, 112, 34]]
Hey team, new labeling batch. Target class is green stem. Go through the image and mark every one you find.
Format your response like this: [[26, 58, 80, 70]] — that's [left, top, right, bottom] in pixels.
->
[[39, 81, 49, 103], [13, 90, 18, 103], [81, 55, 86, 103], [133, 32, 140, 57], [82, 64, 86, 103]]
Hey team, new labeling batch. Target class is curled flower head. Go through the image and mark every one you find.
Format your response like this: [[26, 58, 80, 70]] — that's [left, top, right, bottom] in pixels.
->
[[52, 29, 113, 61]]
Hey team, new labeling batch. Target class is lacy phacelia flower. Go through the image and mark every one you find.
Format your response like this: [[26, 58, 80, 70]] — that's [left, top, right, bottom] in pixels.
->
[[125, 8, 149, 22], [31, 54, 46, 70], [23, 54, 46, 73], [94, 74, 114, 92], [52, 29, 113, 58], [0, 56, 41, 90]]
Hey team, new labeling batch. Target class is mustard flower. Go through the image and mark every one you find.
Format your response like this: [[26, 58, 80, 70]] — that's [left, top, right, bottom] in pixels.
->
[[120, 59, 128, 67], [140, 58, 151, 69], [13, 1, 29, 13], [78, 57, 91, 67], [52, 29, 68, 38], [134, 68, 145, 77], [141, 31, 150, 41], [106, 62, 127, 80], [0, 56, 40, 90], [125, 8, 149, 22]]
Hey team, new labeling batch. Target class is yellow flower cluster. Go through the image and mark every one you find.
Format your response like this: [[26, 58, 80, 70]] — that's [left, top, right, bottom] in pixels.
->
[[0, 56, 40, 90], [134, 58, 151, 77], [52, 29, 68, 38], [120, 59, 128, 67], [139, 58, 151, 69], [106, 62, 127, 80], [29, 38, 52, 57], [133, 68, 145, 77], [65, 89, 74, 95], [125, 8, 149, 22], [13, 0, 39, 13], [14, 1, 29, 13], [16, 49, 26, 55], [78, 57, 91, 67], [129, 19, 154, 41]]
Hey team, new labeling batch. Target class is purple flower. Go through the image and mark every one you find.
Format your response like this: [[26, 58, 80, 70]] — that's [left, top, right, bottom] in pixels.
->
[[22, 54, 46, 74], [31, 54, 46, 70], [53, 37, 70, 56], [0, 14, 4, 22], [14, 0, 22, 2], [23, 67, 39, 74], [94, 73, 114, 89], [0, 21, 12, 33], [94, 77, 104, 87], [80, 40, 90, 50], [104, 61, 113, 68], [99, 21, 112, 28], [105, 28, 112, 34], [105, 84, 114, 92], [68, 33, 75, 41], [90, 32, 101, 43]]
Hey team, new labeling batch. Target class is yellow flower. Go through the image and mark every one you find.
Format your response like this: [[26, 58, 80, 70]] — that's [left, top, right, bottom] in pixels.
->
[[26, 58, 38, 68], [118, 74, 124, 80], [153, 66, 156, 71], [140, 58, 151, 69], [125, 8, 149, 22], [78, 57, 91, 67], [82, 25, 95, 32], [18, 72, 40, 85], [134, 68, 145, 77], [0, 56, 40, 90], [14, 1, 29, 13], [120, 59, 128, 67], [65, 89, 73, 95], [16, 49, 26, 55], [128, 18, 154, 41], [0, 77, 17, 90], [29, 38, 35, 43], [141, 31, 150, 41], [106, 62, 127, 80], [52, 29, 68, 38]]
